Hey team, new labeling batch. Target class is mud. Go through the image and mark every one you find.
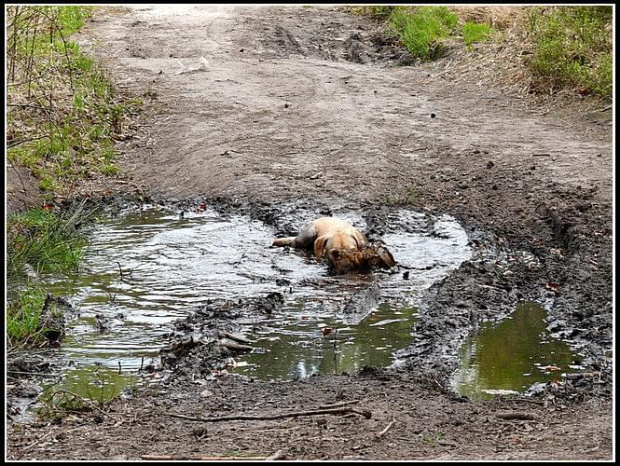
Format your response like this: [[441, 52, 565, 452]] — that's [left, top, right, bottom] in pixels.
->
[[6, 5, 613, 461]]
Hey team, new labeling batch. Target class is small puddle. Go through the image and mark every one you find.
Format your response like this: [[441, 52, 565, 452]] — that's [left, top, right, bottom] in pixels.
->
[[232, 302, 417, 380], [27, 204, 471, 399], [451, 302, 578, 399]]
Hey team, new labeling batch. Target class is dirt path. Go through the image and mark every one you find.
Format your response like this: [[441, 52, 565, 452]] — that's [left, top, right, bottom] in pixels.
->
[[80, 5, 611, 205], [7, 5, 613, 461]]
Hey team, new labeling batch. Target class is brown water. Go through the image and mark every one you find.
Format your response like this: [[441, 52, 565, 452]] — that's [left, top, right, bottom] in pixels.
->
[[452, 302, 578, 399], [37, 204, 471, 397], [232, 302, 418, 380], [27, 205, 577, 404]]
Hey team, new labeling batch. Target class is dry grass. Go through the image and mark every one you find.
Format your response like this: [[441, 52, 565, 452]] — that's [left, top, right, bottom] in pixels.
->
[[425, 6, 611, 116], [451, 6, 523, 31]]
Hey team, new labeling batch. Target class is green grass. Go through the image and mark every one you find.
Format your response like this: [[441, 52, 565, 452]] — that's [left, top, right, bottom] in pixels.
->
[[388, 6, 459, 61], [462, 22, 493, 47], [7, 6, 140, 197], [526, 6, 612, 99], [6, 287, 47, 347], [350, 5, 395, 19], [6, 201, 98, 347], [6, 201, 96, 279]]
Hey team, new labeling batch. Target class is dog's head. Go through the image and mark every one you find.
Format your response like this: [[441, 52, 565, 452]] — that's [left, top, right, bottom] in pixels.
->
[[314, 231, 363, 263], [325, 244, 396, 275]]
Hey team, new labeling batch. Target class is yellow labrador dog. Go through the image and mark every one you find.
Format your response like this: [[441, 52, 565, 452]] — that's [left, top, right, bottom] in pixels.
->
[[272, 217, 395, 273]]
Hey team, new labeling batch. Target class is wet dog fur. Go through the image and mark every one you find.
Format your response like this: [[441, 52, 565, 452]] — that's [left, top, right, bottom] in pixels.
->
[[272, 217, 396, 274], [327, 244, 396, 275]]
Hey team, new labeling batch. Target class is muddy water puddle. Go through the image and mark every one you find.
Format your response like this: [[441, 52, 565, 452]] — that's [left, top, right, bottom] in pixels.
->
[[452, 302, 578, 399], [33, 204, 470, 398], [232, 302, 418, 380], [19, 204, 581, 407]]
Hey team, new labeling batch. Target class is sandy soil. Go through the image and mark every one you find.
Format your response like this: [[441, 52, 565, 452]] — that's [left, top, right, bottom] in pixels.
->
[[6, 5, 614, 461]]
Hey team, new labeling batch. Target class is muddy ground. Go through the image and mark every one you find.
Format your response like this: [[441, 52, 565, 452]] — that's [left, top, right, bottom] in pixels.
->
[[6, 5, 614, 461]]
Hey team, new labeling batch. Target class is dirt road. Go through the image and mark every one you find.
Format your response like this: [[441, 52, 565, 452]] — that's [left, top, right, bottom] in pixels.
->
[[7, 5, 613, 461]]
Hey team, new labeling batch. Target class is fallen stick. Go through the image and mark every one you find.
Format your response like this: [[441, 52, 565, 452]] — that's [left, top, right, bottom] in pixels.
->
[[7, 370, 62, 377], [141, 455, 268, 461], [166, 406, 372, 423], [373, 420, 396, 441], [16, 431, 55, 459], [53, 389, 116, 420], [317, 400, 360, 410], [218, 331, 251, 345], [508, 398, 544, 406], [563, 372, 599, 381], [265, 450, 284, 461], [496, 411, 539, 421], [218, 341, 253, 352]]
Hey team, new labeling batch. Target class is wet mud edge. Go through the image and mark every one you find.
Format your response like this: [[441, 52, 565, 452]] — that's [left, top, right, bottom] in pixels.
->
[[20, 192, 611, 405]]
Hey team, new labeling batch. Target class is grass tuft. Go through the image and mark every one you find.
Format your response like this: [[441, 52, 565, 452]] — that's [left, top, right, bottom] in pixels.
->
[[389, 6, 459, 61], [6, 200, 97, 279], [526, 6, 612, 99], [6, 287, 47, 348], [462, 21, 493, 47]]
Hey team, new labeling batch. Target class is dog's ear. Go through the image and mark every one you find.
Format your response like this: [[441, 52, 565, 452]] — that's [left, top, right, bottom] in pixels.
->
[[354, 231, 369, 249], [314, 235, 328, 261], [377, 246, 396, 267]]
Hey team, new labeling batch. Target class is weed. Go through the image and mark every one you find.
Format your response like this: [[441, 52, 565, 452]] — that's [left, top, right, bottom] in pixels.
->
[[101, 163, 119, 175], [381, 183, 419, 206], [423, 431, 445, 447], [350, 6, 394, 19], [526, 6, 612, 99], [6, 199, 97, 279], [36, 366, 138, 421], [462, 21, 493, 48], [389, 6, 459, 61], [6, 6, 142, 198], [6, 287, 47, 347]]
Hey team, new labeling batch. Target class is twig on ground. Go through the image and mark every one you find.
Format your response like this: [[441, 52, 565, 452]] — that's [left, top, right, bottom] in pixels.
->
[[265, 450, 285, 461], [16, 431, 54, 458], [54, 389, 115, 419], [7, 370, 62, 377], [317, 400, 360, 410], [218, 341, 253, 352], [141, 455, 270, 461], [217, 331, 251, 345], [373, 420, 396, 441], [496, 411, 539, 421], [165, 406, 372, 423]]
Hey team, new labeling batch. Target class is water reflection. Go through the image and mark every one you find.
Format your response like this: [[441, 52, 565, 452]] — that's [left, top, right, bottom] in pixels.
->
[[40, 365, 140, 408], [25, 205, 471, 398], [453, 302, 576, 398], [234, 302, 417, 380]]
